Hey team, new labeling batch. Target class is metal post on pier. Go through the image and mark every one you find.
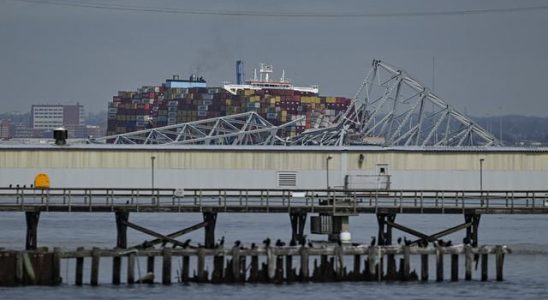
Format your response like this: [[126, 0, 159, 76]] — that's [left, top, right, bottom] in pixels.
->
[[326, 155, 333, 190], [151, 156, 156, 204]]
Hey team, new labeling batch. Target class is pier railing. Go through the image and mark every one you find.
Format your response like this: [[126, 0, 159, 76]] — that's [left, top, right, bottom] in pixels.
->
[[0, 187, 547, 214]]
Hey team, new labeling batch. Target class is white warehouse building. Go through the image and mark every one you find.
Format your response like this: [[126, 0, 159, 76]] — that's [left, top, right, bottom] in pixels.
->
[[0, 144, 547, 191]]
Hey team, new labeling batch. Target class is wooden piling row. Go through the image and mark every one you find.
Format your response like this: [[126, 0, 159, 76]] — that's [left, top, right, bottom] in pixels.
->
[[0, 244, 510, 286]]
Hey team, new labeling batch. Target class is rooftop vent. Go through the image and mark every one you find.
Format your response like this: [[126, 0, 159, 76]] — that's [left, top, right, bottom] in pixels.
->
[[53, 127, 68, 145]]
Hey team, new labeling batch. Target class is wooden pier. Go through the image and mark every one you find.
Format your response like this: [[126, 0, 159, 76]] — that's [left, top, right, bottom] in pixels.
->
[[0, 244, 510, 286], [0, 187, 534, 286]]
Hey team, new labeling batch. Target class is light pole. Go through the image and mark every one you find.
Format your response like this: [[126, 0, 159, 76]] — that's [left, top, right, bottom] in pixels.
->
[[479, 158, 485, 192], [326, 155, 333, 191], [151, 156, 156, 191]]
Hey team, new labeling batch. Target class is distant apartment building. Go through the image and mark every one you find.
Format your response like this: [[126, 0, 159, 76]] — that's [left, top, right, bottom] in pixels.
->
[[31, 104, 85, 130], [31, 104, 86, 138], [0, 120, 15, 139]]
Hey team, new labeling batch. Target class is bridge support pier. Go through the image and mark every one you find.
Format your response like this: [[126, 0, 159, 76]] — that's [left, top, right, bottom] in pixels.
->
[[289, 213, 307, 243], [464, 214, 481, 246], [113, 210, 129, 285], [377, 213, 396, 245], [115, 210, 129, 249], [203, 212, 217, 249], [25, 211, 40, 250]]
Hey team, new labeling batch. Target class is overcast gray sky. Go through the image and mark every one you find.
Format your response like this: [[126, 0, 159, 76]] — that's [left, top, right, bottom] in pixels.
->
[[1, 0, 547, 116]]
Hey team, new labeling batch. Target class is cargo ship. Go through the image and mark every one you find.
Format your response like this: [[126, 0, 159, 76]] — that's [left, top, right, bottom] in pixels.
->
[[107, 63, 351, 137]]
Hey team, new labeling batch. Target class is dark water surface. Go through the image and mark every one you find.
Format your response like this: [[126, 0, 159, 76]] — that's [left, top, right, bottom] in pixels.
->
[[1, 213, 547, 299]]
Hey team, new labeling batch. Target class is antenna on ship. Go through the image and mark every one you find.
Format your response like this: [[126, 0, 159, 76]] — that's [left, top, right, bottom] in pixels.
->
[[281, 70, 286, 82], [259, 63, 273, 82]]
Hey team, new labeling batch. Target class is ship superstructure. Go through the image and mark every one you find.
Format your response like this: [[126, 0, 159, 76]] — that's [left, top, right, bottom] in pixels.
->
[[223, 64, 319, 95]]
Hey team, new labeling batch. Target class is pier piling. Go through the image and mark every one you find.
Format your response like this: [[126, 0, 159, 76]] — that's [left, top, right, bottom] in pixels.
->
[[203, 212, 217, 249], [90, 248, 100, 286], [162, 248, 172, 285], [0, 243, 511, 286], [25, 211, 40, 250]]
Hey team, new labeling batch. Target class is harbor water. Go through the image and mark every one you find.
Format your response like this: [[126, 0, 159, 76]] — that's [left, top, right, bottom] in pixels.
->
[[0, 212, 547, 299]]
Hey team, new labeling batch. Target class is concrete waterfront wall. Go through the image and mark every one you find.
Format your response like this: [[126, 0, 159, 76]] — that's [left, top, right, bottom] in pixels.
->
[[1, 145, 547, 190]]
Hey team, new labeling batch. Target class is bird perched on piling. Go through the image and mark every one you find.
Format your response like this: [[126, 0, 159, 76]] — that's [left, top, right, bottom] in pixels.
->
[[251, 242, 257, 249], [289, 239, 297, 247], [370, 236, 376, 246], [182, 239, 192, 248], [275, 239, 286, 247], [403, 237, 412, 246], [397, 237, 402, 245], [263, 238, 271, 247], [234, 240, 241, 248]]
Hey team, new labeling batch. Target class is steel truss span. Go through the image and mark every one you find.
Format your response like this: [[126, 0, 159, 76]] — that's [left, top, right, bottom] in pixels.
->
[[90, 111, 301, 145], [290, 60, 499, 147], [92, 60, 498, 147]]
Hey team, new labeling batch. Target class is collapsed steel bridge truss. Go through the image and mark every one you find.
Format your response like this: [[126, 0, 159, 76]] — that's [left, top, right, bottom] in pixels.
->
[[92, 60, 498, 147], [291, 60, 499, 146], [90, 111, 301, 145]]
